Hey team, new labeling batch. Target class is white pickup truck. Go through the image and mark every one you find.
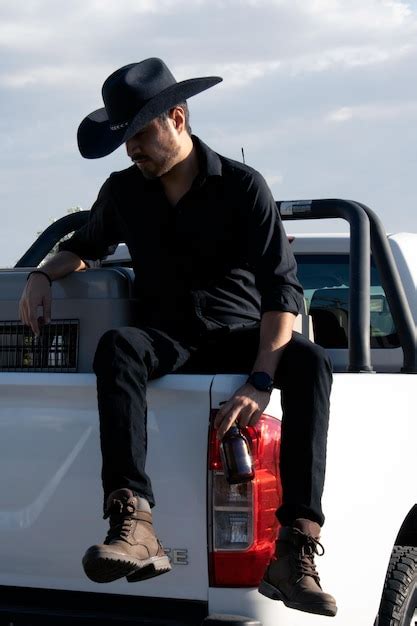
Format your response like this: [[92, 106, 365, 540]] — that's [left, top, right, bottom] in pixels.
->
[[1, 199, 416, 626]]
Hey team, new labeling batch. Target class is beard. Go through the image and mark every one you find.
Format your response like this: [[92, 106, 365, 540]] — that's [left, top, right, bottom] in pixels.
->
[[135, 132, 181, 180]]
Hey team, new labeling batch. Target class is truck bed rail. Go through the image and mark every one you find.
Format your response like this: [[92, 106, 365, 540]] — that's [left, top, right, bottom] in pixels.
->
[[279, 198, 417, 373], [14, 199, 417, 373]]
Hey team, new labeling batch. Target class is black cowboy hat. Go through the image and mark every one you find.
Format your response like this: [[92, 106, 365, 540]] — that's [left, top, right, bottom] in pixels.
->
[[77, 57, 222, 159]]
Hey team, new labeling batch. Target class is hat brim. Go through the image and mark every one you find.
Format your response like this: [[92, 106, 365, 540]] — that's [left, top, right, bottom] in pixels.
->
[[78, 76, 222, 159]]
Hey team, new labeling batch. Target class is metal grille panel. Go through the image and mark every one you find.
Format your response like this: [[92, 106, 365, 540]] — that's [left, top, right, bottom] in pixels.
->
[[0, 320, 79, 372]]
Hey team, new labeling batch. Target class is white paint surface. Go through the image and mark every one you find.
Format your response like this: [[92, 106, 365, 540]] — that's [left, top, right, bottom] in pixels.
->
[[0, 370, 416, 625], [210, 373, 417, 625]]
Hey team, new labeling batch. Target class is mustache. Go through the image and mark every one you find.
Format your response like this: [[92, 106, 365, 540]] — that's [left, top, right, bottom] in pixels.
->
[[130, 152, 148, 163]]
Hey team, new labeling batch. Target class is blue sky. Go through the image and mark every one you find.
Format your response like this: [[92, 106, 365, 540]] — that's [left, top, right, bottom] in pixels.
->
[[1, 0, 417, 267]]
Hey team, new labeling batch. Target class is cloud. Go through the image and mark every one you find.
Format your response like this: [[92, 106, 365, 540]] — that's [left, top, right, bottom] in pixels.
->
[[86, 0, 206, 14], [0, 0, 415, 100], [177, 42, 415, 91], [0, 21, 49, 50], [176, 60, 283, 88], [286, 43, 415, 73], [2, 0, 417, 267], [2, 40, 414, 92], [0, 64, 109, 88], [327, 107, 355, 122], [327, 101, 417, 122], [265, 173, 284, 187]]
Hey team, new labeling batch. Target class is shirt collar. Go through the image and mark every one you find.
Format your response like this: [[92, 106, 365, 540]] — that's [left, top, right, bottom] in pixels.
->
[[136, 134, 223, 191], [192, 135, 223, 182]]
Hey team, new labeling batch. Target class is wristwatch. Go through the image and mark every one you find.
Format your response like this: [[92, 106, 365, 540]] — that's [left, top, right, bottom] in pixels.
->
[[246, 371, 274, 393]]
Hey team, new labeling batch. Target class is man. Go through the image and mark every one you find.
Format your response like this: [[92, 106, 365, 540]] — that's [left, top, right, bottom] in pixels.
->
[[19, 58, 337, 617]]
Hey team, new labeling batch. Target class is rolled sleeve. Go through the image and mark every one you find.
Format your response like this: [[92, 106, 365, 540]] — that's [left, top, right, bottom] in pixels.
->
[[58, 177, 123, 261], [245, 171, 304, 316]]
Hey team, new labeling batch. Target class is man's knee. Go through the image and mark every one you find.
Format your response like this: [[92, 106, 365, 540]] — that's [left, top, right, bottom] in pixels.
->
[[283, 335, 333, 378], [93, 327, 151, 375], [305, 341, 333, 376]]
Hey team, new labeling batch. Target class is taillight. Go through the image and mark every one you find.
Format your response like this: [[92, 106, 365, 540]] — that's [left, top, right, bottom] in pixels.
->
[[208, 411, 282, 587]]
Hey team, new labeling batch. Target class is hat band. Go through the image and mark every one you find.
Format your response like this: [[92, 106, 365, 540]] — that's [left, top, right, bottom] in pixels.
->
[[110, 120, 129, 131]]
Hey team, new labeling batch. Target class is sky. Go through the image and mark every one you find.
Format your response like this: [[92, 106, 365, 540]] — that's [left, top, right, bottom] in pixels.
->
[[1, 0, 417, 267]]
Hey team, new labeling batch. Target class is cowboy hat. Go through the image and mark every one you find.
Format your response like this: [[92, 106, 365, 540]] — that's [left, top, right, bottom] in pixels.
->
[[77, 57, 222, 159]]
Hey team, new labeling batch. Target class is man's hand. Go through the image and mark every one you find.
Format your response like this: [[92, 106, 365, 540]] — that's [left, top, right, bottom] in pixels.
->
[[214, 383, 271, 440], [19, 273, 52, 336], [18, 251, 86, 335]]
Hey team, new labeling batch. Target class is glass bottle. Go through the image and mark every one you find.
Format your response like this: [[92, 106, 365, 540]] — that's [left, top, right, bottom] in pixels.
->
[[220, 425, 254, 484]]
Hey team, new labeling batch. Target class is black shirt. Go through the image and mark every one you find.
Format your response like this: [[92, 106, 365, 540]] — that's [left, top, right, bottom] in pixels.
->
[[59, 136, 304, 339]]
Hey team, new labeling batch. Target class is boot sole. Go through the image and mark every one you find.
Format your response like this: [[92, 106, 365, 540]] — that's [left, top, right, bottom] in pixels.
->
[[126, 556, 171, 582], [258, 580, 337, 617], [82, 547, 171, 584]]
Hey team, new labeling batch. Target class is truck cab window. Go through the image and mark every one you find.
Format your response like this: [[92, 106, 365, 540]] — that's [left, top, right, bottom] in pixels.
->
[[295, 254, 399, 349]]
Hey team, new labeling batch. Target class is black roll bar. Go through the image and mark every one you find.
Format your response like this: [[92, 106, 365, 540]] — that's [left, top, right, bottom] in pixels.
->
[[279, 199, 372, 373], [14, 200, 417, 373], [15, 211, 90, 268], [279, 199, 417, 374], [356, 202, 417, 373]]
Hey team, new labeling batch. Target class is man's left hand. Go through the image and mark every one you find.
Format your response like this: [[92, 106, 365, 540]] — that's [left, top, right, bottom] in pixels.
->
[[214, 383, 271, 440]]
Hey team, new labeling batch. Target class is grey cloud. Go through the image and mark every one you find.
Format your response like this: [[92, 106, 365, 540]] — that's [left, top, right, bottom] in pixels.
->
[[2, 0, 417, 266]]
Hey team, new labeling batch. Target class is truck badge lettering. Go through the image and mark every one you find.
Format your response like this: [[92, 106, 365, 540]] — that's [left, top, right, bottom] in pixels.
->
[[164, 548, 189, 565]]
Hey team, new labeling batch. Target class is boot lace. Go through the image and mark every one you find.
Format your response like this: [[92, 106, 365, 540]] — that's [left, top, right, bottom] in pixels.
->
[[292, 529, 325, 585], [103, 498, 135, 544]]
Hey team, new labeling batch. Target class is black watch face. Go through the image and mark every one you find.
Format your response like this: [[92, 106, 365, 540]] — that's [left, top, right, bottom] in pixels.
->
[[249, 371, 273, 391]]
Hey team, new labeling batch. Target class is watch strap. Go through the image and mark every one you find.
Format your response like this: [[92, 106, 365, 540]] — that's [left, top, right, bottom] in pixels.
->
[[247, 371, 274, 393]]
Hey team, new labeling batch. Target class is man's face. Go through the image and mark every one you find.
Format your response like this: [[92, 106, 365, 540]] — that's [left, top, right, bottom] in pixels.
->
[[125, 116, 181, 180]]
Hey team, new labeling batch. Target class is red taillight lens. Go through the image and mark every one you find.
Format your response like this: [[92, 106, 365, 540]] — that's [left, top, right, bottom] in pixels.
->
[[208, 411, 282, 587]]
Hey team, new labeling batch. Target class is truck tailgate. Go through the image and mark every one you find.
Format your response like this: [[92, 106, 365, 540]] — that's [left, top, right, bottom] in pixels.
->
[[0, 372, 213, 602]]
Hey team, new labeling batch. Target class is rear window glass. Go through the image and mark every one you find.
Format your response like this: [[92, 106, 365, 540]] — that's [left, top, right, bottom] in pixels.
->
[[295, 254, 399, 349]]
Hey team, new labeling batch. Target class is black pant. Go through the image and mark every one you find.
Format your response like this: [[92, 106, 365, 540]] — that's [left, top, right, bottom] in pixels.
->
[[93, 325, 332, 527]]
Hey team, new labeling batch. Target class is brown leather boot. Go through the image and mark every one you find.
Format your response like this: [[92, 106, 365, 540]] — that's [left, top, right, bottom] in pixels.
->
[[258, 519, 337, 616], [82, 488, 171, 583]]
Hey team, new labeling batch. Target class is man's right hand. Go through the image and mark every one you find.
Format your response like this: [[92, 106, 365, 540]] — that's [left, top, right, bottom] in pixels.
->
[[19, 273, 52, 336]]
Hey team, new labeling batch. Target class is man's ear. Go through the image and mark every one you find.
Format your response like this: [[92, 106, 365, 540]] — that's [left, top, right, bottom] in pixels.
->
[[170, 106, 185, 133]]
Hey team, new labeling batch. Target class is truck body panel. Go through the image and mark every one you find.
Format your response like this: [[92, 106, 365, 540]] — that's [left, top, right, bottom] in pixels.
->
[[1, 371, 415, 625], [2, 212, 417, 625], [0, 373, 213, 602], [209, 374, 417, 625]]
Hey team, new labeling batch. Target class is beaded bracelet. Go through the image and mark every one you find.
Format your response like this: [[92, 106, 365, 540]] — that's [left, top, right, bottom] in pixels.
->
[[26, 270, 52, 286]]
